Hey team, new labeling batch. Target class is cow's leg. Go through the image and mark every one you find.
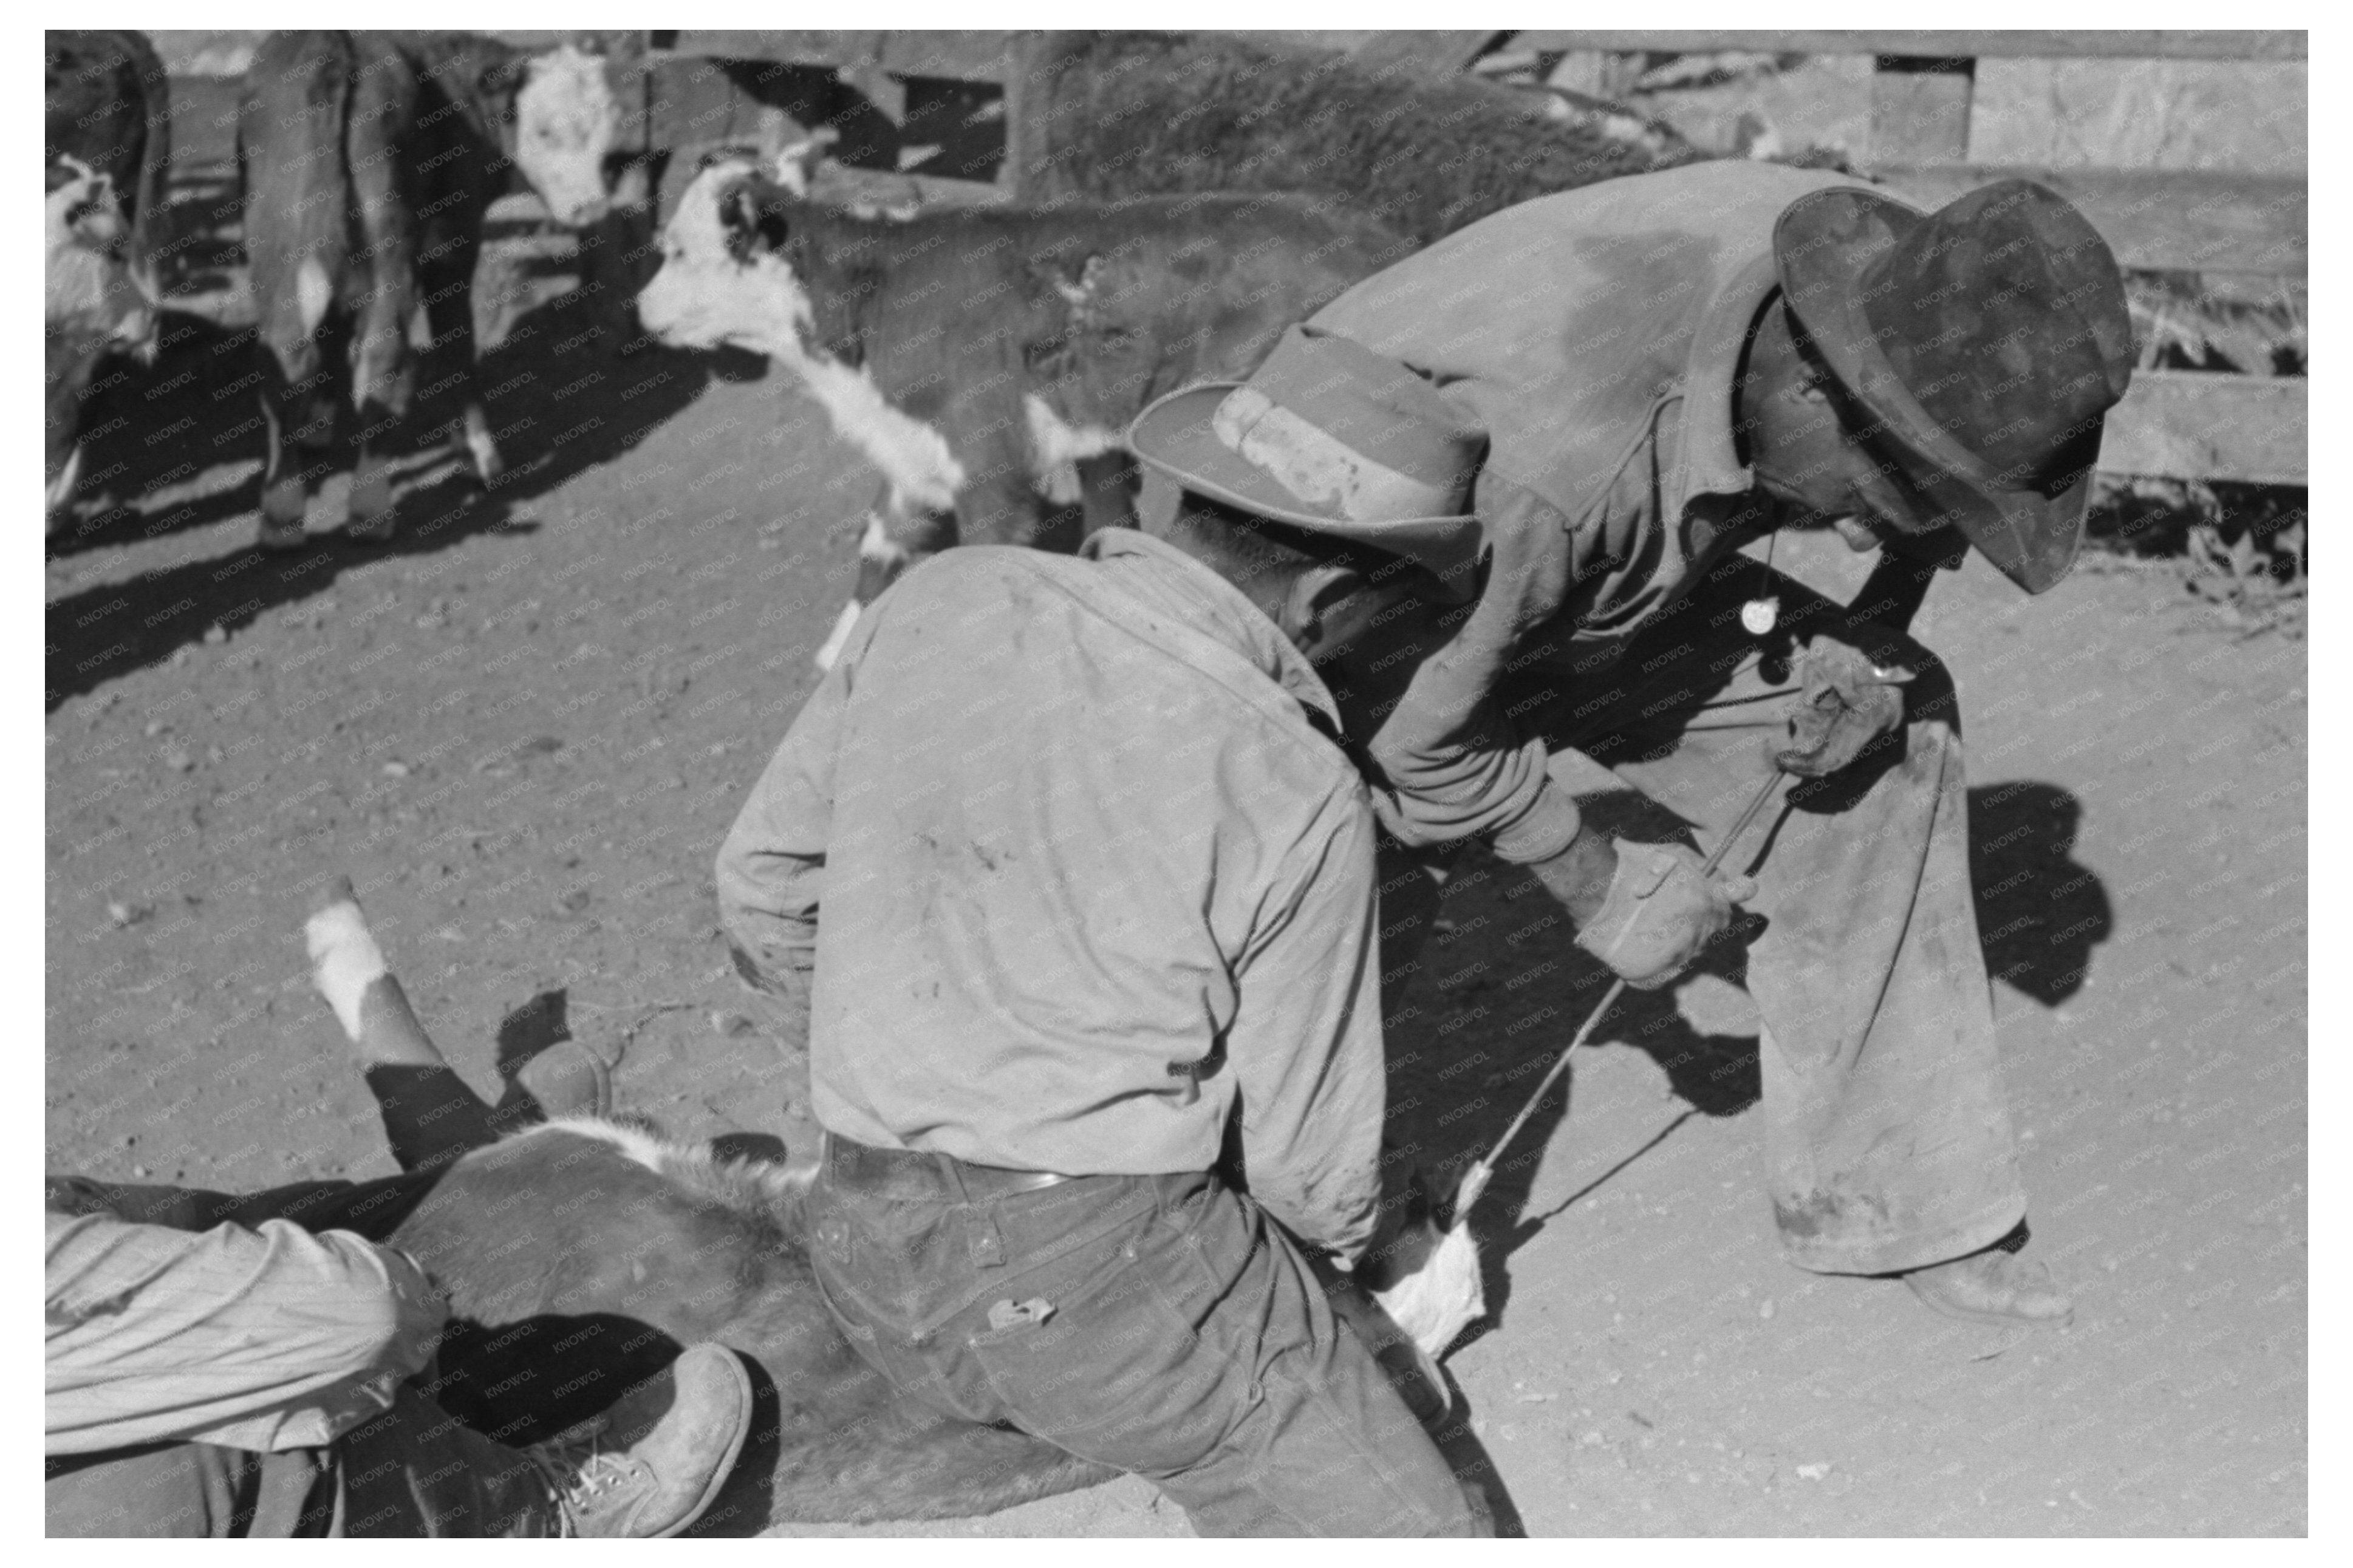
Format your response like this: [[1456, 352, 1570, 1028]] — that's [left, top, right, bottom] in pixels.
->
[[816, 487, 957, 671], [420, 231, 502, 491], [1076, 451, 1141, 537], [45, 440, 84, 531], [254, 319, 342, 550], [306, 878, 500, 1170], [306, 879, 609, 1170], [342, 73, 424, 543]]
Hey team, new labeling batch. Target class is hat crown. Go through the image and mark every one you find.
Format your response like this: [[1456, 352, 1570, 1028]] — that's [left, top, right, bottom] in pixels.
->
[[1854, 181, 2134, 489]]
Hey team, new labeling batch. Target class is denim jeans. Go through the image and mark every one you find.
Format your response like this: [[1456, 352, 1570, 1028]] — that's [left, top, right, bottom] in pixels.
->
[[805, 1135, 1487, 1536]]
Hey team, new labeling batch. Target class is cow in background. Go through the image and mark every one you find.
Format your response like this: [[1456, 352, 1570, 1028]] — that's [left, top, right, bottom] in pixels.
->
[[637, 149, 1408, 667], [1021, 32, 1697, 247], [238, 32, 621, 549], [47, 159, 157, 528], [45, 30, 171, 299]]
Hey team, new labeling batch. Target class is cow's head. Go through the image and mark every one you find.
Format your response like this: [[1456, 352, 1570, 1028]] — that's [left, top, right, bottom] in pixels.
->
[[636, 157, 813, 361], [497, 42, 620, 227], [46, 158, 155, 363]]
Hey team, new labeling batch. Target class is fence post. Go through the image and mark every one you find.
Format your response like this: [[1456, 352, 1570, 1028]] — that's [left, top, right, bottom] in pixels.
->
[[1869, 55, 1976, 162]]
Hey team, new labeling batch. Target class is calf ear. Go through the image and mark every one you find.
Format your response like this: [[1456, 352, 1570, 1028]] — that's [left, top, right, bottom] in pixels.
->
[[720, 179, 795, 259], [477, 55, 531, 109]]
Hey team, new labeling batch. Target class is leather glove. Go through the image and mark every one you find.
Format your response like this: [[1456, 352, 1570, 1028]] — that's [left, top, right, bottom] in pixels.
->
[[1775, 626, 1916, 778], [1573, 838, 1756, 990]]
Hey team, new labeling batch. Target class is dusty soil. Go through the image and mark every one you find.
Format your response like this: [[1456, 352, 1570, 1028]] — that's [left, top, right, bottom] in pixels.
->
[[46, 135, 2306, 1537]]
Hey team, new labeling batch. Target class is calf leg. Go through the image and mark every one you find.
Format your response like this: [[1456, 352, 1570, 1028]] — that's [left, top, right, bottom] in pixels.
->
[[255, 333, 340, 550], [306, 878, 498, 1170], [1076, 451, 1140, 537], [815, 486, 958, 671], [306, 879, 608, 1171], [420, 235, 502, 491]]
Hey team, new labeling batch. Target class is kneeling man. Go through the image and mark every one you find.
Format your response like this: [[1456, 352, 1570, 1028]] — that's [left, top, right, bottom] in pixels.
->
[[715, 339, 1507, 1535]]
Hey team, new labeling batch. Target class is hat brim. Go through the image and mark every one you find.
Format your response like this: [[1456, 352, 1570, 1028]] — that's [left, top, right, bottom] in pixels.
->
[[1775, 187, 2091, 595], [1128, 384, 1483, 602]]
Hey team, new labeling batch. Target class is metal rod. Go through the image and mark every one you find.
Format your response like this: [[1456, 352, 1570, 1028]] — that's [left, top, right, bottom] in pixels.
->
[[1452, 768, 1789, 1220]]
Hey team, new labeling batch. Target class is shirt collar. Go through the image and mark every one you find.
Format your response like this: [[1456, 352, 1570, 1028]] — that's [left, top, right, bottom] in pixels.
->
[[1675, 251, 1783, 507], [1081, 528, 1342, 728]]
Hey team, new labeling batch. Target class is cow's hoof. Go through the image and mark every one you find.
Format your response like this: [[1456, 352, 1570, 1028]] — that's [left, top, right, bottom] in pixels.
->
[[259, 482, 309, 550], [507, 1040, 615, 1122], [348, 473, 397, 540]]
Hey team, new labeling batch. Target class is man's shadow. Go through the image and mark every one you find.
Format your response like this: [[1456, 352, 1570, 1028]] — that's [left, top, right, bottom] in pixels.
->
[[1376, 779, 2111, 1328]]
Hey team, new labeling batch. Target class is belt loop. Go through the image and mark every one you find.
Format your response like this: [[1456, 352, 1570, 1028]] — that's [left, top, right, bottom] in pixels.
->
[[938, 1151, 1007, 1270]]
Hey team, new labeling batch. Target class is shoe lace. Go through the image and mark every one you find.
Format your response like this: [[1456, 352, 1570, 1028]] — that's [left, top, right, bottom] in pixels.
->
[[531, 1418, 646, 1536]]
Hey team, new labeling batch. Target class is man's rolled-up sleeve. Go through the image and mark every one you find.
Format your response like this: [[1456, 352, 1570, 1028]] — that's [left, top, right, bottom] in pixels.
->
[[1228, 788, 1390, 1265], [1368, 473, 1586, 864], [46, 1208, 445, 1457]]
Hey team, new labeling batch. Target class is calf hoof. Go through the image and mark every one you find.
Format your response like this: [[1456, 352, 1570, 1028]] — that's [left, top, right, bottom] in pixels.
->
[[347, 475, 397, 543], [259, 480, 310, 550]]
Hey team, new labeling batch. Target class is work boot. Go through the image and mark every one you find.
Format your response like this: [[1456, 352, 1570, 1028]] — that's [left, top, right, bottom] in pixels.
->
[[524, 1343, 754, 1537], [1902, 1242, 2074, 1328]]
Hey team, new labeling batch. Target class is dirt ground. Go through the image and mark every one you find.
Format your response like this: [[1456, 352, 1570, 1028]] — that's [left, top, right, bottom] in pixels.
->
[[45, 147, 2306, 1536]]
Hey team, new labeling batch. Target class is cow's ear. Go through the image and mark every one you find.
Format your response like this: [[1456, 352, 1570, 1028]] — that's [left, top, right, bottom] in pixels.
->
[[721, 180, 794, 259], [478, 55, 531, 107]]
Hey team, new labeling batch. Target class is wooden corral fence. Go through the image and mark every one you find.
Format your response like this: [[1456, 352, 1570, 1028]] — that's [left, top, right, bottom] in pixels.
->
[[613, 29, 2306, 489]]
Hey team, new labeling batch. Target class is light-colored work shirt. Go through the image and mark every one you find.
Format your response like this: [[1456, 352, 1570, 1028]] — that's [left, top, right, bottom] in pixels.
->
[[1308, 160, 1880, 862], [717, 529, 1388, 1262], [45, 1194, 446, 1457]]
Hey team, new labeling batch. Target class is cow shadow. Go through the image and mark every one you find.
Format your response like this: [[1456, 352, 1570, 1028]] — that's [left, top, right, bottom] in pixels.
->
[[44, 496, 538, 708], [45, 289, 725, 705]]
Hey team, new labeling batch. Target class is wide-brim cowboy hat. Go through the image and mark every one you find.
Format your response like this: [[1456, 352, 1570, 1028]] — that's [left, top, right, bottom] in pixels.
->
[[1129, 326, 1487, 602], [1775, 179, 2136, 593]]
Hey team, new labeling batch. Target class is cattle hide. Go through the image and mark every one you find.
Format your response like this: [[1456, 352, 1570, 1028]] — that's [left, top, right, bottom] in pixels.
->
[[1020, 32, 1699, 247], [237, 31, 618, 547], [388, 1117, 1116, 1532], [45, 31, 171, 298]]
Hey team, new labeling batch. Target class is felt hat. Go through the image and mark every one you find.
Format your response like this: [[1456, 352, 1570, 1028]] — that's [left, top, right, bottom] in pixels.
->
[[1774, 179, 2136, 593], [1128, 326, 1487, 601]]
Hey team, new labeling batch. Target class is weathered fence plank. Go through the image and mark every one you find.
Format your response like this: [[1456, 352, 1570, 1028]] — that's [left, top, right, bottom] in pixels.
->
[[1509, 31, 2305, 62], [1871, 165, 2306, 276], [2096, 370, 2306, 485]]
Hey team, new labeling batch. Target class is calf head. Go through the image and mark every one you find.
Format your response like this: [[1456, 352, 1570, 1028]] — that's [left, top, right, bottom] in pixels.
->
[[637, 157, 810, 358], [46, 157, 153, 354], [47, 156, 155, 522], [498, 41, 620, 227]]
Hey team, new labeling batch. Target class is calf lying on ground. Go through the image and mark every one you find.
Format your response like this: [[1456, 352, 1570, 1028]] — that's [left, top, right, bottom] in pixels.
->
[[238, 31, 620, 548], [298, 882, 1475, 1530], [44, 30, 171, 299], [636, 152, 1407, 667], [46, 158, 157, 528]]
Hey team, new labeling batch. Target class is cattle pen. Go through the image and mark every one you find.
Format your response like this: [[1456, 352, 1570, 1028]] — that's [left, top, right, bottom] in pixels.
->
[[46, 27, 2309, 1543]]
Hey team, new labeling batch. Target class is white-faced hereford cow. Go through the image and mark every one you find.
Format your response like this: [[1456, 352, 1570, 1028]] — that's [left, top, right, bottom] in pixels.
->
[[47, 158, 157, 527], [44, 30, 171, 299], [237, 32, 620, 548], [273, 888, 1478, 1530], [637, 154, 1410, 666]]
